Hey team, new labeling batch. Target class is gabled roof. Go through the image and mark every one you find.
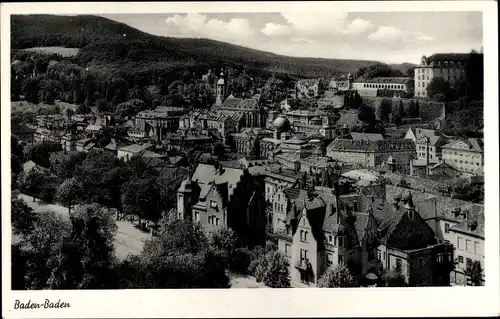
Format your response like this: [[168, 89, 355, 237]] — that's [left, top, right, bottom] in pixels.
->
[[442, 138, 483, 152], [118, 143, 152, 154], [22, 160, 50, 174], [191, 164, 244, 199], [350, 132, 384, 142]]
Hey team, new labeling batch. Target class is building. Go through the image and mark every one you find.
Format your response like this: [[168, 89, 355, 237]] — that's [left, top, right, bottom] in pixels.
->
[[177, 163, 267, 248], [131, 106, 188, 142], [229, 128, 274, 157], [362, 192, 455, 286], [286, 110, 324, 126], [414, 53, 470, 98], [441, 138, 484, 175], [409, 135, 448, 176], [385, 184, 484, 285], [296, 79, 320, 98], [293, 116, 337, 139], [212, 74, 267, 128], [448, 211, 484, 285], [352, 77, 412, 97], [326, 136, 415, 173], [404, 128, 440, 143], [117, 143, 154, 162], [329, 74, 353, 92], [275, 188, 367, 287]]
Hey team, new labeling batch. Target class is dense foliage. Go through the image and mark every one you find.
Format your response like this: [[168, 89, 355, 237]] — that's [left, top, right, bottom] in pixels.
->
[[117, 219, 230, 288], [318, 264, 355, 288]]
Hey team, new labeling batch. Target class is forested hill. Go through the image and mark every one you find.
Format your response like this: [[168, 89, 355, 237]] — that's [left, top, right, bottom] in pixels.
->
[[11, 14, 411, 79]]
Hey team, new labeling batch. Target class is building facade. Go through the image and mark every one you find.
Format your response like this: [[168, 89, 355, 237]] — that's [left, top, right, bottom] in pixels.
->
[[441, 138, 484, 175], [352, 77, 412, 97], [414, 53, 469, 98]]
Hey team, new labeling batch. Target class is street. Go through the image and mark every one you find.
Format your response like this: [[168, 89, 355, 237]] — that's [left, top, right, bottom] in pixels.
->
[[18, 194, 147, 260]]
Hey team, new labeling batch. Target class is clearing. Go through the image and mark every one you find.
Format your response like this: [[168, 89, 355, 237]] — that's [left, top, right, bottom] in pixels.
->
[[23, 47, 79, 57]]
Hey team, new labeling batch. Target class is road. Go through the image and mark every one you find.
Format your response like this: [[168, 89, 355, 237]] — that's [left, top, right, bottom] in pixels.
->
[[18, 194, 147, 260]]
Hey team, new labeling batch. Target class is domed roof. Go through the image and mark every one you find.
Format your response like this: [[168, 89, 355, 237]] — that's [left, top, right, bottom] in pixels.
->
[[178, 179, 192, 192], [217, 77, 225, 85], [273, 116, 291, 131]]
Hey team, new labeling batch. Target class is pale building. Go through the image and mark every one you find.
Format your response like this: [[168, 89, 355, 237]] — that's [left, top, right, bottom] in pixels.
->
[[352, 77, 412, 97], [441, 138, 484, 175], [414, 53, 469, 98]]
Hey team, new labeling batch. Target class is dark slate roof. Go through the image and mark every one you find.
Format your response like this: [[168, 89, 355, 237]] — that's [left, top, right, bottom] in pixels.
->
[[355, 77, 412, 84], [449, 209, 484, 238], [350, 132, 384, 142], [327, 139, 415, 152], [220, 98, 260, 110], [442, 138, 484, 152], [427, 53, 471, 62]]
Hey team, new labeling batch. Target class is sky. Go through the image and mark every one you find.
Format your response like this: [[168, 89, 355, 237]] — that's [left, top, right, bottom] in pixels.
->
[[101, 11, 483, 64]]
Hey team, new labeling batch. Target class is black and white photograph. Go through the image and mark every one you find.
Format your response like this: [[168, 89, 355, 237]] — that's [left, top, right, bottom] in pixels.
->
[[2, 1, 499, 318]]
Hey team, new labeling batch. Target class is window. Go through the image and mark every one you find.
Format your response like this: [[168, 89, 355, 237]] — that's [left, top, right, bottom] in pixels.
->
[[338, 255, 344, 264], [304, 231, 309, 242], [418, 258, 424, 268], [457, 237, 464, 250], [285, 244, 291, 257], [444, 223, 450, 233], [458, 255, 464, 263], [327, 253, 333, 266], [474, 241, 480, 254], [300, 230, 304, 241], [466, 258, 473, 271], [210, 200, 218, 208], [194, 211, 200, 222], [466, 240, 472, 253], [383, 251, 386, 261], [396, 258, 402, 268], [328, 235, 333, 242], [208, 216, 212, 224], [377, 250, 381, 260], [408, 210, 414, 219], [338, 236, 344, 247], [300, 249, 308, 261]]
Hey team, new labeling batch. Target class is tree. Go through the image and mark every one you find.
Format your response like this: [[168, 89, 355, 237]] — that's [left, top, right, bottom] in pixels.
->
[[19, 211, 72, 289], [56, 177, 84, 213], [385, 262, 406, 287], [11, 190, 38, 235], [121, 176, 164, 227], [358, 103, 376, 125], [465, 260, 483, 286], [318, 264, 355, 288], [25, 141, 61, 168], [426, 77, 452, 101], [209, 226, 239, 264], [18, 169, 47, 201], [48, 204, 118, 289], [117, 219, 229, 288], [253, 250, 290, 288], [65, 107, 74, 120], [115, 99, 146, 118]]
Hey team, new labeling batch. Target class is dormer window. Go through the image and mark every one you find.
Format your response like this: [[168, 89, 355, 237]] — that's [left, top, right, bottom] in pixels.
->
[[210, 200, 218, 209], [408, 210, 415, 219]]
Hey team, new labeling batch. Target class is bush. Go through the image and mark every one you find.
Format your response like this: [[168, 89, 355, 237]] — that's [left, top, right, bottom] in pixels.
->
[[229, 247, 252, 275]]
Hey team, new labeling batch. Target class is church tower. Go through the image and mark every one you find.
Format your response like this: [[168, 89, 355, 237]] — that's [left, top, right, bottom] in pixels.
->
[[347, 73, 353, 90], [216, 69, 226, 106]]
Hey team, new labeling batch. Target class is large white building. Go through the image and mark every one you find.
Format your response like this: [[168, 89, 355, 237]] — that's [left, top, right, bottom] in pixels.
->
[[352, 77, 412, 97], [414, 53, 469, 98]]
